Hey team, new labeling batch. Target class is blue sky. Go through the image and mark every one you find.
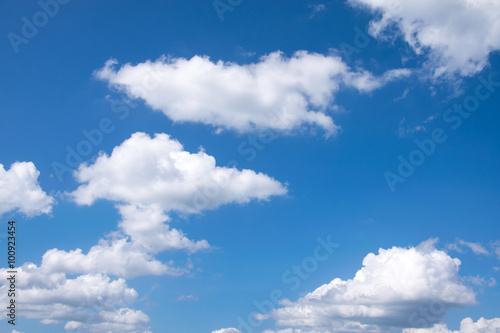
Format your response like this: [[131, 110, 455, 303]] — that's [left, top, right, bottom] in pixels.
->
[[1, 1, 500, 333]]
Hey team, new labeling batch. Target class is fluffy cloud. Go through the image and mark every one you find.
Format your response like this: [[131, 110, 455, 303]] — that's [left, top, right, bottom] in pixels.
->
[[41, 130, 285, 284], [117, 203, 210, 254], [403, 317, 500, 333], [0, 162, 55, 217], [95, 51, 409, 136], [49, 132, 287, 330], [40, 237, 191, 277], [0, 263, 150, 333], [40, 204, 206, 277], [70, 132, 287, 213], [349, 0, 500, 78], [268, 239, 476, 332], [212, 329, 242, 333]]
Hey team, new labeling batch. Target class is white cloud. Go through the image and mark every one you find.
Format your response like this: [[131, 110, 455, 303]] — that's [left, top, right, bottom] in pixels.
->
[[403, 317, 500, 333], [95, 51, 409, 136], [309, 4, 327, 18], [268, 239, 476, 332], [398, 113, 439, 138], [176, 294, 199, 302], [349, 0, 500, 78], [491, 241, 500, 259], [460, 240, 489, 255], [0, 162, 55, 217], [41, 131, 285, 280], [463, 276, 496, 288], [448, 240, 490, 255], [0, 263, 150, 333], [212, 329, 242, 333], [40, 237, 191, 277], [40, 203, 206, 277], [117, 203, 210, 253], [70, 132, 287, 213]]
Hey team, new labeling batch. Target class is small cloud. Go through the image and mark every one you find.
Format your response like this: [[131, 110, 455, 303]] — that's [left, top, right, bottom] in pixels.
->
[[309, 3, 327, 18], [449, 239, 490, 256], [394, 88, 409, 102], [398, 117, 427, 137], [464, 275, 496, 287], [176, 294, 198, 302], [398, 113, 440, 138], [236, 45, 256, 58], [423, 113, 439, 124], [448, 242, 463, 253], [491, 241, 500, 259]]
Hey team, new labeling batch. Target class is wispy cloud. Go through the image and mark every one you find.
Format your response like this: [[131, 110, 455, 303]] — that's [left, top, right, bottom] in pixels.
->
[[309, 3, 327, 18]]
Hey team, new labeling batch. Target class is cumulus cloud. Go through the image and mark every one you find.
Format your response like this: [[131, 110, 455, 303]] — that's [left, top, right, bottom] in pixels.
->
[[403, 317, 500, 333], [0, 263, 150, 333], [349, 0, 500, 78], [0, 162, 55, 217], [117, 203, 210, 253], [268, 239, 476, 332], [212, 329, 242, 333], [40, 237, 191, 277], [41, 132, 287, 330], [40, 203, 207, 277], [70, 132, 287, 213], [39, 130, 285, 285], [95, 51, 409, 136]]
